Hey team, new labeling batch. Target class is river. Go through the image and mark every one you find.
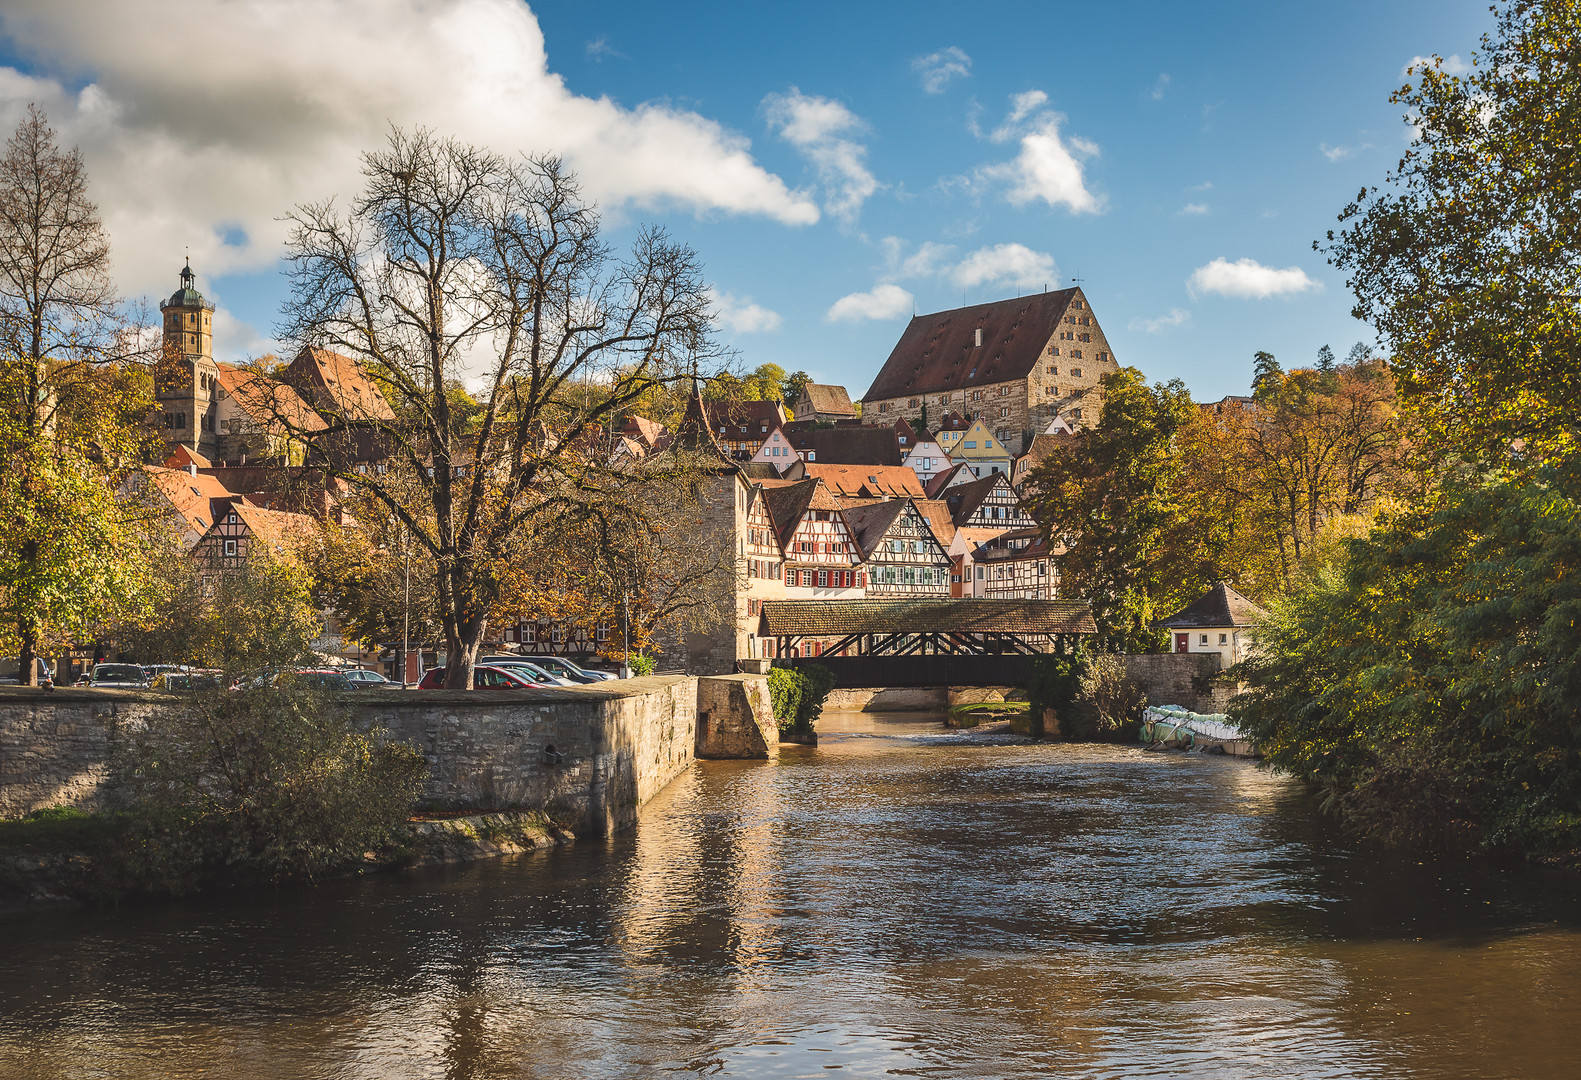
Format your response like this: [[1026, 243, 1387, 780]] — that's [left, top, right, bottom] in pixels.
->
[[2, 710, 1579, 1079]]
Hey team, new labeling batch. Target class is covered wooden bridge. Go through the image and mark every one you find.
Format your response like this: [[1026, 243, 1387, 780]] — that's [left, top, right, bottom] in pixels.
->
[[757, 598, 1097, 688]]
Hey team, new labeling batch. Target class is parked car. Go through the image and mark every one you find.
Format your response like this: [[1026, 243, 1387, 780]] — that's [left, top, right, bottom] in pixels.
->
[[0, 657, 53, 689], [142, 664, 186, 684], [476, 657, 579, 686], [83, 663, 149, 689], [341, 668, 395, 688], [285, 669, 359, 692], [479, 655, 612, 683], [416, 665, 550, 690], [153, 670, 224, 692]]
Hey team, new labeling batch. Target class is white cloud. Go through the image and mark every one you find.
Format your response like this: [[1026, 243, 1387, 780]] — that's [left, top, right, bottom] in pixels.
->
[[1129, 308, 1191, 334], [827, 283, 914, 322], [712, 291, 782, 334], [993, 91, 1049, 141], [1406, 53, 1470, 76], [977, 93, 1102, 214], [1179, 202, 1209, 215], [584, 36, 624, 61], [885, 238, 956, 279], [1150, 73, 1171, 101], [1320, 140, 1372, 161], [949, 243, 1056, 290], [1188, 257, 1321, 300], [912, 47, 972, 94], [0, 0, 819, 309], [764, 88, 879, 225]]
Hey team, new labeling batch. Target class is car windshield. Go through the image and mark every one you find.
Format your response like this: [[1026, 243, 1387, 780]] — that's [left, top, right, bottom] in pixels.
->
[[94, 665, 145, 682]]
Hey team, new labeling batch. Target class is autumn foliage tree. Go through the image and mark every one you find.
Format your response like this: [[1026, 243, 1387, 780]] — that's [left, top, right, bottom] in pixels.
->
[[0, 106, 155, 682], [279, 129, 721, 688]]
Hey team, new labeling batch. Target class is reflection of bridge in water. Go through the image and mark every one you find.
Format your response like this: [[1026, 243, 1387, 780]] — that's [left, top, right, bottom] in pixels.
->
[[758, 598, 1097, 688]]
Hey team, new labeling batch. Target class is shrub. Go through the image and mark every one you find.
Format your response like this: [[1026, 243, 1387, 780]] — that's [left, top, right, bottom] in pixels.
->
[[1025, 652, 1083, 739], [110, 680, 427, 894], [628, 652, 656, 677], [767, 662, 834, 734], [1024, 651, 1145, 741]]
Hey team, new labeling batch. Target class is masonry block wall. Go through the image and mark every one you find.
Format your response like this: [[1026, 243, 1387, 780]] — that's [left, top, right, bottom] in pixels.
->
[[0, 676, 721, 835], [1121, 653, 1239, 715]]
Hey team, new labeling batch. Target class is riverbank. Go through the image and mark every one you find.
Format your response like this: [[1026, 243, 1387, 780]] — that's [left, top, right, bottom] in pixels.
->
[[0, 810, 574, 912]]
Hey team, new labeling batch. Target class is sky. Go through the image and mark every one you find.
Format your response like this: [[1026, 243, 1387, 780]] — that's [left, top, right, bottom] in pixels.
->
[[0, 0, 1492, 403]]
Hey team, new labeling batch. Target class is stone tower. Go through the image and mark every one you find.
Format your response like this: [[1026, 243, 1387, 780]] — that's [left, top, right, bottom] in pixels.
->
[[156, 260, 221, 460]]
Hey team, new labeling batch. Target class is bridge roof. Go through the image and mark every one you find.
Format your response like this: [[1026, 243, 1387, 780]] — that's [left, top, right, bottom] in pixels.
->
[[758, 598, 1096, 637]]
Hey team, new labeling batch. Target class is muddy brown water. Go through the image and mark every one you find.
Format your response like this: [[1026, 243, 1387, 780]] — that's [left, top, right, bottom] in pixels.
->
[[1, 710, 1579, 1079]]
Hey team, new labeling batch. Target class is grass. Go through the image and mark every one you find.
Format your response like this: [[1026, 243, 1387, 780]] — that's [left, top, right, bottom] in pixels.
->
[[0, 806, 119, 855], [947, 701, 1030, 718]]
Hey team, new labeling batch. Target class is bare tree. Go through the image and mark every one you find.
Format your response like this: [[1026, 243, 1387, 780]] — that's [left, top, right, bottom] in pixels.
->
[[279, 128, 720, 688], [0, 106, 152, 684]]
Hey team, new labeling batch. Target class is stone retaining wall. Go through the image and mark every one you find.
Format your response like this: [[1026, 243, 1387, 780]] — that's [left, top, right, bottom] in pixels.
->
[[1120, 653, 1237, 714], [0, 675, 766, 836]]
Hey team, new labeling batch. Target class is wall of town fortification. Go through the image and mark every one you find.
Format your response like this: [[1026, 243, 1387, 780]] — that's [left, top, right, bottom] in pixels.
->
[[0, 675, 773, 835]]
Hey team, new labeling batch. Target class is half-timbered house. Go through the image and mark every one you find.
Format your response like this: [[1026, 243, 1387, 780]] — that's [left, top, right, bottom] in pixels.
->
[[763, 479, 864, 600], [970, 528, 1058, 599], [844, 498, 952, 597], [943, 472, 1035, 531]]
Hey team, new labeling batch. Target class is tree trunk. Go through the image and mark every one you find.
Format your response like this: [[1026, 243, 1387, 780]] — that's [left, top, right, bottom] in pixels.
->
[[17, 615, 39, 688]]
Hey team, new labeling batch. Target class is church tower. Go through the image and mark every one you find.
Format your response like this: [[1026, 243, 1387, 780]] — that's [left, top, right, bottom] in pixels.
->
[[156, 260, 221, 460]]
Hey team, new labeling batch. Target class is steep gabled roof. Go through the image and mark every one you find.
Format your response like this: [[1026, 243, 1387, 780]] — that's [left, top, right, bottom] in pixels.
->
[[913, 498, 957, 548], [934, 410, 970, 433], [863, 290, 1078, 401], [761, 478, 823, 549], [926, 461, 976, 498], [798, 383, 856, 416], [801, 463, 925, 498], [163, 445, 212, 470], [703, 398, 787, 436], [739, 461, 781, 480], [142, 466, 235, 542], [1154, 583, 1269, 629], [216, 364, 327, 434], [973, 527, 1050, 563], [786, 425, 903, 467], [222, 502, 318, 557], [841, 499, 909, 559], [619, 413, 669, 450], [283, 346, 396, 423], [1014, 431, 1076, 482], [944, 472, 1014, 527]]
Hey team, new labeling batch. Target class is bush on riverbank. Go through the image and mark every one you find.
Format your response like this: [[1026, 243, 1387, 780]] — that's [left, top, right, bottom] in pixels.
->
[[1234, 465, 1581, 860], [1025, 652, 1146, 741], [768, 663, 834, 735], [109, 680, 427, 894]]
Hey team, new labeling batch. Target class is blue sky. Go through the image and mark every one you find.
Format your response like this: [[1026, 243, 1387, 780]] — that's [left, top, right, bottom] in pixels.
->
[[0, 0, 1490, 402]]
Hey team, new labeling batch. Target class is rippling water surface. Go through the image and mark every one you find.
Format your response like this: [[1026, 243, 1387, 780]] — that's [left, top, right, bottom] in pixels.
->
[[2, 710, 1580, 1079]]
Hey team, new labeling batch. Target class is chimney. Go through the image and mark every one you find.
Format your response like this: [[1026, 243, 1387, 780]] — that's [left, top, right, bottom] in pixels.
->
[[974, 328, 983, 348], [187, 462, 197, 477]]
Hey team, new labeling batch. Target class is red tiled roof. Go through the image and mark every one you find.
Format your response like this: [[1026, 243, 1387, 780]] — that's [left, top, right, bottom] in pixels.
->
[[799, 384, 856, 416], [284, 346, 396, 423], [925, 462, 976, 498], [801, 463, 924, 498], [142, 466, 235, 541], [862, 290, 1079, 401], [216, 364, 327, 434]]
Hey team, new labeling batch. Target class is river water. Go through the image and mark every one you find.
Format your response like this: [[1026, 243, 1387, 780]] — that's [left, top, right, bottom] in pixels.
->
[[2, 710, 1580, 1079]]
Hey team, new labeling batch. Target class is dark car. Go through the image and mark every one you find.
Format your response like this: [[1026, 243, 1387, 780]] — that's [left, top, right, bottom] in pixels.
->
[[84, 663, 149, 689], [343, 668, 394, 688], [0, 657, 53, 689], [153, 671, 225, 692], [286, 669, 359, 692], [416, 665, 549, 690]]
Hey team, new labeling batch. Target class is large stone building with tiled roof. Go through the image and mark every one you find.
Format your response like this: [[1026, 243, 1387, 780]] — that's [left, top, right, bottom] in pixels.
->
[[860, 288, 1119, 456]]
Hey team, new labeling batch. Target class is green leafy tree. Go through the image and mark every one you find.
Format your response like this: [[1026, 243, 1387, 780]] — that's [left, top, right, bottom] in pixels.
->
[[1251, 350, 1283, 400], [1236, 461, 1581, 857], [1023, 367, 1212, 649], [742, 362, 786, 402], [0, 106, 155, 679], [782, 370, 812, 412], [1324, 0, 1581, 465], [1316, 344, 1336, 374]]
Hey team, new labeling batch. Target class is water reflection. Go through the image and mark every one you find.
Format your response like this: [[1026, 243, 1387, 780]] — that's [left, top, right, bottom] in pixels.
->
[[1, 711, 1578, 1078]]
